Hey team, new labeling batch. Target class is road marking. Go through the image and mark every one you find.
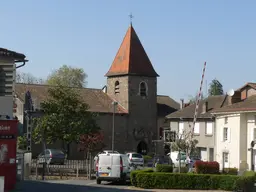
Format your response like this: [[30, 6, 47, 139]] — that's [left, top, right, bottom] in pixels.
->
[[86, 182, 96, 185]]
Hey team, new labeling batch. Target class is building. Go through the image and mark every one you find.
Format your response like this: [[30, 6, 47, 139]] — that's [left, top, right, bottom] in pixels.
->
[[211, 83, 256, 171], [14, 24, 179, 159], [0, 48, 28, 118], [166, 96, 228, 161]]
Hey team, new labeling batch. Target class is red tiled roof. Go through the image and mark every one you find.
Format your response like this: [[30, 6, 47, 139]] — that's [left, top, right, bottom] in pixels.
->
[[105, 25, 159, 77]]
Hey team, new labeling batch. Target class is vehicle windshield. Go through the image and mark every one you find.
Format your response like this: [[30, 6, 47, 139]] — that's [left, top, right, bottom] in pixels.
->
[[177, 152, 186, 160], [50, 149, 64, 155], [132, 153, 143, 158]]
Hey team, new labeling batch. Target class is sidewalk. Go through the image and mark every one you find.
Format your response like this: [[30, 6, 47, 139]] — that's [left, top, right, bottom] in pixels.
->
[[126, 187, 229, 192]]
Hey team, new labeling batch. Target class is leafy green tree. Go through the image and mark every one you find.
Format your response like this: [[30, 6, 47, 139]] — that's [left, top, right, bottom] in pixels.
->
[[32, 85, 100, 158], [208, 79, 224, 96], [17, 135, 27, 150], [46, 65, 87, 87]]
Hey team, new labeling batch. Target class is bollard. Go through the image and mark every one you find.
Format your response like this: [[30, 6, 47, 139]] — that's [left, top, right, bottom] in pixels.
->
[[0, 176, 4, 192], [76, 163, 79, 178]]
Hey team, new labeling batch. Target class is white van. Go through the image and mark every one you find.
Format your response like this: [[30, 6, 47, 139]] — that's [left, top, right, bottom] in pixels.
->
[[95, 153, 132, 184], [168, 151, 187, 167]]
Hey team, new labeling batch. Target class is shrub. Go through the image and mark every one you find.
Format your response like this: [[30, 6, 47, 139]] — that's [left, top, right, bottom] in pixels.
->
[[131, 169, 154, 187], [243, 171, 256, 177], [223, 168, 238, 175], [156, 164, 173, 172], [194, 161, 219, 174], [143, 155, 152, 163], [131, 172, 256, 191], [173, 166, 188, 173]]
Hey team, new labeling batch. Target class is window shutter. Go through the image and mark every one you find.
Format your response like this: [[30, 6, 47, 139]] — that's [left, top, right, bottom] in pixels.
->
[[221, 127, 224, 142], [228, 128, 231, 142]]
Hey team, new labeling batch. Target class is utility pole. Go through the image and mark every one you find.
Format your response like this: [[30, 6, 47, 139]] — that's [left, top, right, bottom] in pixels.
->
[[111, 101, 118, 152], [250, 141, 255, 171]]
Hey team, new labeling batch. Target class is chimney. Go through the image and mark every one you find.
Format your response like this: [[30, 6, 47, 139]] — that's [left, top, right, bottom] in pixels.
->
[[180, 99, 184, 109], [202, 101, 208, 113]]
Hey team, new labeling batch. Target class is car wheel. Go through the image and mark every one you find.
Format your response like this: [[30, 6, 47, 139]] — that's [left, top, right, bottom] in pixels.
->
[[96, 179, 101, 184], [120, 174, 126, 185]]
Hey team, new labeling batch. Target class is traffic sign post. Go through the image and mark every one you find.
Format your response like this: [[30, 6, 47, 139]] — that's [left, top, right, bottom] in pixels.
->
[[250, 140, 255, 171]]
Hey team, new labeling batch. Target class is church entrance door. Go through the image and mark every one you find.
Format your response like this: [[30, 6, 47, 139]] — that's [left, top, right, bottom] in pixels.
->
[[137, 141, 147, 155]]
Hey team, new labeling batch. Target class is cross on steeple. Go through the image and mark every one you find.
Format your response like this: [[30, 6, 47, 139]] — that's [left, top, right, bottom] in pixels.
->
[[129, 13, 134, 25]]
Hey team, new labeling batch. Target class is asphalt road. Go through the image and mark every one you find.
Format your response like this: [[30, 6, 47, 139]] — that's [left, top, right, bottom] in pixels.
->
[[12, 180, 152, 192]]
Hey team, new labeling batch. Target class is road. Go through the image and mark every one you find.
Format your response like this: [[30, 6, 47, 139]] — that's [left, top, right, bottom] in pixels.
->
[[12, 180, 152, 192]]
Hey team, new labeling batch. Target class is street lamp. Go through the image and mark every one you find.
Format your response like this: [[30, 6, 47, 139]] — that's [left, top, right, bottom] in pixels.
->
[[112, 101, 118, 152]]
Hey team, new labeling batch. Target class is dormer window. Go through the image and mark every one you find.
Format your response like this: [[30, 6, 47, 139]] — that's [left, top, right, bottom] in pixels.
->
[[139, 82, 147, 97], [114, 81, 120, 94]]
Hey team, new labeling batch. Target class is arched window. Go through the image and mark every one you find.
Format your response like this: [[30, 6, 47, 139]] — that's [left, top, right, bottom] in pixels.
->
[[114, 81, 120, 94], [139, 82, 147, 97]]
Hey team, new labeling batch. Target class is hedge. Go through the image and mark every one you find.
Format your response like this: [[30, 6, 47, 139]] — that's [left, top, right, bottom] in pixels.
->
[[223, 168, 238, 175], [156, 164, 173, 172], [194, 161, 219, 174], [131, 171, 256, 191]]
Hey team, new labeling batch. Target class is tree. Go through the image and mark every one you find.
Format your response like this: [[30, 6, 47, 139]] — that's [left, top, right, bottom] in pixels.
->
[[16, 71, 44, 84], [188, 93, 205, 104], [208, 79, 224, 96], [17, 135, 27, 150], [46, 65, 87, 87], [170, 127, 199, 173], [32, 85, 100, 158], [78, 132, 105, 155]]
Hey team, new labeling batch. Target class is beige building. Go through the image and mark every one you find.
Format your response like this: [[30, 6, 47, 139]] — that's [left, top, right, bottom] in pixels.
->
[[166, 96, 229, 161], [212, 83, 256, 171], [14, 24, 179, 159], [0, 48, 28, 118]]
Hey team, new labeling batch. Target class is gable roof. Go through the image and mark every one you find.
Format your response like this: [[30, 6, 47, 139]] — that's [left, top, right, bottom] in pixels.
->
[[105, 25, 159, 77], [211, 95, 256, 114], [15, 83, 177, 116], [236, 82, 256, 91], [15, 83, 128, 114], [166, 95, 227, 119], [0, 48, 26, 61], [157, 95, 180, 117]]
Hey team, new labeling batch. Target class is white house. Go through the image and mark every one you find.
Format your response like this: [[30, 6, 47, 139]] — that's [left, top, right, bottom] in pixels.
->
[[212, 83, 256, 171], [0, 48, 28, 118]]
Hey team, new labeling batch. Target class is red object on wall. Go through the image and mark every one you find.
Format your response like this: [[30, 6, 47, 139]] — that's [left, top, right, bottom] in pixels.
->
[[0, 120, 18, 191]]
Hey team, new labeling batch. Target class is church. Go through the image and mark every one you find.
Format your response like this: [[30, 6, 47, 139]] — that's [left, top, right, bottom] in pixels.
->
[[14, 24, 180, 159]]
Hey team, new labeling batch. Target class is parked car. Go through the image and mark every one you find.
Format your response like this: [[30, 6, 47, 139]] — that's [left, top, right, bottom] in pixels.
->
[[93, 150, 120, 170], [96, 153, 132, 184], [126, 152, 144, 167], [37, 149, 65, 165], [94, 150, 120, 161], [188, 156, 201, 168], [167, 151, 187, 168]]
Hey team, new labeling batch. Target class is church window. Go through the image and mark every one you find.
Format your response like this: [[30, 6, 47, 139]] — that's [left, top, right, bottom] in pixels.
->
[[139, 82, 148, 97], [114, 81, 120, 94]]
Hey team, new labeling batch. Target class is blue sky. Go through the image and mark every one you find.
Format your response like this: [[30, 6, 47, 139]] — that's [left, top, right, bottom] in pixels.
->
[[1, 1, 256, 101]]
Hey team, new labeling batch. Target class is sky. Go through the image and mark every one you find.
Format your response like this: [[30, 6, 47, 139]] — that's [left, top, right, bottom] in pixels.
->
[[1, 0, 256, 102]]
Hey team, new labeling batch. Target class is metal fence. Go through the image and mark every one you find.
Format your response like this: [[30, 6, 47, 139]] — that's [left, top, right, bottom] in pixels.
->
[[30, 159, 94, 179]]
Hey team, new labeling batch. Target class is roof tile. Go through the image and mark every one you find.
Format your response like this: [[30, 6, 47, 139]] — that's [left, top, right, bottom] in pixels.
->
[[105, 25, 159, 77]]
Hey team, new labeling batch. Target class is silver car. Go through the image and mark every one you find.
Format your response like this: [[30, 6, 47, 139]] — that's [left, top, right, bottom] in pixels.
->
[[126, 152, 144, 166], [37, 149, 65, 165]]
